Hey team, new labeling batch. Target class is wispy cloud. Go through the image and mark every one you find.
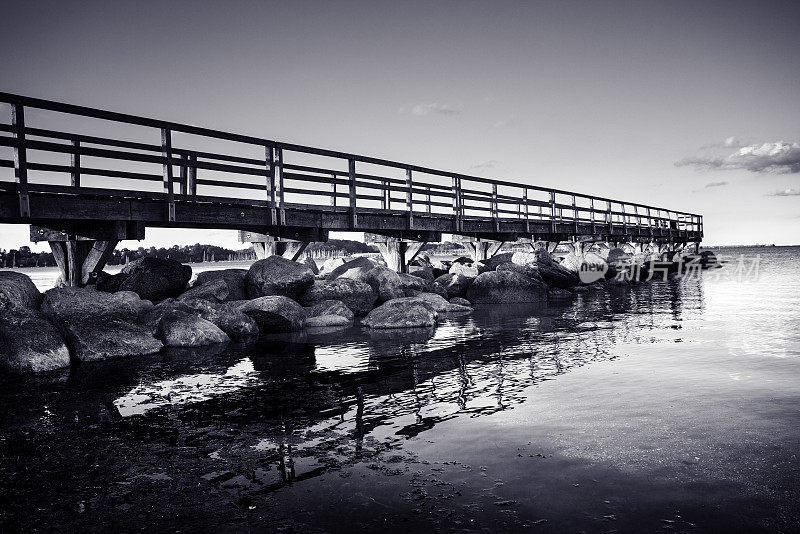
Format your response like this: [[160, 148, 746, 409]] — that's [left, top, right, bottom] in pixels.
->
[[400, 102, 462, 116], [676, 141, 800, 174], [705, 181, 728, 188], [701, 136, 743, 149], [491, 119, 510, 129], [767, 188, 800, 196]]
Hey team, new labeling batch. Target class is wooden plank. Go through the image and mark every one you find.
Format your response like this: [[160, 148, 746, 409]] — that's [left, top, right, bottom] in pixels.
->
[[70, 139, 81, 187], [405, 168, 414, 229], [348, 158, 357, 228], [275, 147, 285, 225]]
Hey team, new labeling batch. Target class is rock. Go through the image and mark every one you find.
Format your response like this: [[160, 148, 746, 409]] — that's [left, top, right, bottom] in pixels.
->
[[306, 314, 352, 328], [187, 269, 248, 302], [548, 288, 574, 300], [398, 272, 433, 294], [496, 262, 545, 283], [408, 267, 435, 281], [118, 257, 192, 300], [158, 310, 229, 347], [362, 297, 439, 329], [306, 299, 354, 323], [537, 262, 581, 289], [326, 256, 376, 282], [466, 270, 548, 304], [41, 287, 162, 362], [303, 256, 320, 275], [430, 282, 450, 300], [601, 248, 631, 267], [364, 266, 406, 302], [319, 257, 346, 276], [298, 278, 377, 315], [0, 271, 41, 310], [245, 256, 315, 299], [449, 297, 472, 307], [239, 296, 306, 332], [409, 254, 432, 268], [0, 308, 70, 372], [95, 271, 128, 293], [434, 273, 472, 299], [409, 292, 472, 314], [559, 252, 583, 273], [449, 262, 479, 278], [483, 252, 514, 271], [452, 256, 473, 265], [178, 298, 259, 341]]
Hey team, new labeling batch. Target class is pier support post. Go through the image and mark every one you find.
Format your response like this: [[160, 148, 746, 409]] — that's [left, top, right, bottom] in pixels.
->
[[373, 239, 425, 273], [30, 221, 143, 286], [462, 240, 503, 263], [239, 229, 327, 262], [533, 240, 560, 254]]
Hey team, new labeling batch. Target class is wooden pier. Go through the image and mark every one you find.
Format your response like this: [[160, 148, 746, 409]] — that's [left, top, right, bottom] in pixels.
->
[[0, 92, 702, 284]]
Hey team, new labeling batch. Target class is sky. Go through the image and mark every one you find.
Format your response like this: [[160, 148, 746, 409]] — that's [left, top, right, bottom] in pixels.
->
[[1, 0, 798, 248]]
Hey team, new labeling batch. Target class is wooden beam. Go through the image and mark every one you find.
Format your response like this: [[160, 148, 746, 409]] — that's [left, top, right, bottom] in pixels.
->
[[11, 103, 30, 218]]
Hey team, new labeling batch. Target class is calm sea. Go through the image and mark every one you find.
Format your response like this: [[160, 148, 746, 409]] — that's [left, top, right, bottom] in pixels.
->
[[1, 246, 799, 532]]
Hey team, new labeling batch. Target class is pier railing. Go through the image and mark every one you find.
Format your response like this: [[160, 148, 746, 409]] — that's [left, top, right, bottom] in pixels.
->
[[0, 92, 702, 239]]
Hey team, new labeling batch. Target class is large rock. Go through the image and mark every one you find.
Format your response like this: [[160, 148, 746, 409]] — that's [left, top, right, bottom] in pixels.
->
[[397, 272, 433, 294], [0, 308, 71, 372], [298, 278, 377, 315], [306, 299, 354, 322], [434, 273, 472, 299], [245, 256, 315, 299], [185, 269, 248, 302], [449, 262, 479, 278], [408, 267, 435, 281], [239, 296, 306, 331], [178, 298, 259, 341], [115, 257, 192, 301], [41, 287, 162, 362], [326, 256, 376, 282], [496, 261, 545, 283], [303, 256, 320, 275], [319, 257, 346, 276], [364, 266, 406, 302], [0, 271, 41, 310], [483, 252, 514, 271], [362, 297, 439, 329], [537, 262, 581, 289], [158, 310, 229, 347], [407, 292, 472, 314], [466, 270, 548, 304]]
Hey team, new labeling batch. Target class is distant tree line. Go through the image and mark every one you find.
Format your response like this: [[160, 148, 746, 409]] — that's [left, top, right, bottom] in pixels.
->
[[0, 240, 378, 268]]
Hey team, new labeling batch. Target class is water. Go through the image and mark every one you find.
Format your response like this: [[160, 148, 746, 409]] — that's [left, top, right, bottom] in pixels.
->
[[1, 247, 799, 532]]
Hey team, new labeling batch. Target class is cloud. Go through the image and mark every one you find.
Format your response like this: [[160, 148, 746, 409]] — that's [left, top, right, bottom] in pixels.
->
[[705, 181, 728, 188], [407, 102, 462, 116], [767, 188, 800, 196], [491, 119, 510, 129], [676, 141, 800, 174], [701, 136, 743, 149]]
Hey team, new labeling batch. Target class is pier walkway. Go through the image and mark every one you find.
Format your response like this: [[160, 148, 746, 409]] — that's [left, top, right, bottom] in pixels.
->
[[0, 92, 702, 284]]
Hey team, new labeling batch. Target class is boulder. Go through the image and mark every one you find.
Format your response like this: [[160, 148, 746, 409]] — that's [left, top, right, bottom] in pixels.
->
[[306, 299, 354, 323], [178, 298, 259, 341], [187, 269, 248, 302], [306, 314, 352, 328], [434, 273, 472, 299], [0, 271, 41, 310], [158, 310, 229, 347], [298, 278, 378, 315], [537, 262, 581, 289], [496, 261, 545, 283], [41, 287, 162, 362], [319, 257, 346, 276], [362, 297, 439, 329], [303, 256, 320, 275], [397, 272, 433, 294], [364, 266, 406, 302], [559, 252, 583, 273], [245, 256, 315, 299], [117, 257, 192, 300], [408, 292, 472, 314], [409, 253, 432, 268], [326, 256, 376, 282], [548, 288, 574, 300], [408, 267, 435, 281], [466, 270, 548, 304], [430, 282, 450, 300], [449, 262, 479, 278], [95, 271, 128, 293], [483, 252, 514, 271], [239, 296, 306, 332], [449, 297, 472, 307], [0, 308, 71, 373]]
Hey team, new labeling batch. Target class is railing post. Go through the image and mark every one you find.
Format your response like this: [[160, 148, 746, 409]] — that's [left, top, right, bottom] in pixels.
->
[[549, 191, 556, 234], [161, 128, 175, 222], [425, 186, 431, 213], [590, 198, 595, 235], [187, 153, 197, 196], [348, 158, 357, 228], [647, 207, 653, 239], [275, 147, 285, 225], [452, 176, 461, 232], [331, 174, 337, 208], [523, 188, 530, 234], [492, 183, 499, 232], [70, 139, 81, 188], [265, 146, 277, 225], [178, 153, 188, 195], [11, 104, 30, 218], [607, 201, 613, 236], [405, 168, 414, 230], [571, 194, 577, 233]]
